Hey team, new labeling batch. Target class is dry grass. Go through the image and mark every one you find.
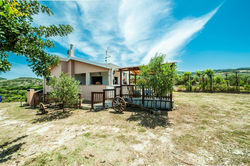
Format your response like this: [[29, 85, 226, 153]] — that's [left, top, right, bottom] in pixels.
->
[[0, 92, 249, 166]]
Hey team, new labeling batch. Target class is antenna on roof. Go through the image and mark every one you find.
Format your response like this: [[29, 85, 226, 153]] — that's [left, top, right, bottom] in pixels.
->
[[105, 47, 111, 66]]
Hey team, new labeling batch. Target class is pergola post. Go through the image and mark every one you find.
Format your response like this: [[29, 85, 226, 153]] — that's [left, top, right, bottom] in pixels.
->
[[129, 71, 131, 85], [120, 69, 122, 97], [134, 73, 137, 84]]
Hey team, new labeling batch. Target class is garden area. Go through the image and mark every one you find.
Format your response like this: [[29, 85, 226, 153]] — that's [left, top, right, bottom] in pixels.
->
[[175, 68, 250, 92], [0, 92, 249, 165]]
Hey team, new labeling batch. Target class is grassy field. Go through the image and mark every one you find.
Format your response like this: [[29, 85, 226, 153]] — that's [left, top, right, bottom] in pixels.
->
[[0, 92, 249, 165]]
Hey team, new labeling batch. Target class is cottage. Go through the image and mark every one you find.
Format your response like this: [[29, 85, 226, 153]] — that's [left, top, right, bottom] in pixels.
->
[[45, 44, 129, 101], [44, 44, 174, 111]]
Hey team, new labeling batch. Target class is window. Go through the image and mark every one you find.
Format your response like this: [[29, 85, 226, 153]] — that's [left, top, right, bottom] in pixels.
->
[[74, 73, 86, 85], [113, 77, 118, 84], [91, 76, 102, 85]]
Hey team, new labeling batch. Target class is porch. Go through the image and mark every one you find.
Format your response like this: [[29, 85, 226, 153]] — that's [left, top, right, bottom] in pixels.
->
[[91, 65, 174, 111]]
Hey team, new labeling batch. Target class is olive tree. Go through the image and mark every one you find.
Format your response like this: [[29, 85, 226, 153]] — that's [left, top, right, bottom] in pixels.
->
[[196, 70, 202, 90], [204, 69, 215, 92], [50, 73, 80, 112], [138, 53, 176, 110], [184, 72, 192, 91]]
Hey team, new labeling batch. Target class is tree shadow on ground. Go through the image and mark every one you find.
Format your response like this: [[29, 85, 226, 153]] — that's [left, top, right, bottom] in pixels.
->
[[32, 109, 73, 123], [0, 135, 27, 149], [126, 107, 172, 129], [24, 106, 38, 110], [109, 110, 124, 114], [0, 135, 27, 163], [80, 106, 91, 110]]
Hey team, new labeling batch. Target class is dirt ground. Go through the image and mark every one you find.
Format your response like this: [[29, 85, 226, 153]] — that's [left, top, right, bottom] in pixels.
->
[[0, 92, 249, 166]]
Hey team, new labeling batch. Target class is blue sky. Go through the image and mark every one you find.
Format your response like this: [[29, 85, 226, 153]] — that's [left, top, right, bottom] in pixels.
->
[[1, 0, 250, 79]]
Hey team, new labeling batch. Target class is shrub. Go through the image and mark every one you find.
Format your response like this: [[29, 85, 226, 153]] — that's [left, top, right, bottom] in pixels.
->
[[50, 73, 80, 112], [244, 84, 250, 92]]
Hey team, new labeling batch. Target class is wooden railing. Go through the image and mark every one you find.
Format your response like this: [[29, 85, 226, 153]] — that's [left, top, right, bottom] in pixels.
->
[[44, 93, 82, 108], [103, 89, 115, 100], [91, 85, 173, 110], [91, 92, 104, 109], [120, 85, 173, 109]]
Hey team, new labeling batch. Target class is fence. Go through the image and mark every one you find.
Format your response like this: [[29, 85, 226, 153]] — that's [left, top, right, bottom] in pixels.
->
[[91, 92, 104, 109], [91, 85, 173, 110]]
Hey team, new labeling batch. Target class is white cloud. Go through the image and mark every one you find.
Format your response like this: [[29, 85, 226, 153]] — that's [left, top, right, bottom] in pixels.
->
[[119, 0, 172, 49], [33, 0, 220, 67], [142, 6, 220, 64]]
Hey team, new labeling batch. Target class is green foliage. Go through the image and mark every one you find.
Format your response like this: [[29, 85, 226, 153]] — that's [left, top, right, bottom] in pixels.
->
[[0, 77, 42, 102], [183, 72, 192, 91], [50, 73, 80, 111], [196, 70, 202, 78], [175, 69, 250, 92], [204, 69, 215, 91], [138, 54, 176, 96], [244, 84, 250, 91], [0, 0, 73, 76], [204, 69, 215, 77]]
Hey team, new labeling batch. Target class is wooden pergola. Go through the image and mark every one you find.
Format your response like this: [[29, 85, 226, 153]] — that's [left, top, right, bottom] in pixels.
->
[[118, 62, 176, 86], [118, 66, 140, 86]]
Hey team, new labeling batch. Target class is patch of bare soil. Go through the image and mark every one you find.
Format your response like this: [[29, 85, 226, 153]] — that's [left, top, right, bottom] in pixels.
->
[[0, 93, 249, 165]]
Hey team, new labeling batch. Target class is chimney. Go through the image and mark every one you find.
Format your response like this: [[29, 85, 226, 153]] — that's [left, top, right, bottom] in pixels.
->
[[67, 44, 74, 58]]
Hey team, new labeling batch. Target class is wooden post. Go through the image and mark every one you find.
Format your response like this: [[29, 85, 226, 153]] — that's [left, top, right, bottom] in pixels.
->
[[142, 86, 145, 105], [114, 87, 116, 97], [129, 71, 131, 85], [236, 72, 239, 92], [103, 90, 105, 107], [120, 69, 122, 97], [78, 94, 82, 108], [91, 92, 94, 109], [134, 73, 137, 84], [188, 74, 191, 91], [211, 75, 213, 92], [170, 93, 173, 110], [225, 73, 229, 90]]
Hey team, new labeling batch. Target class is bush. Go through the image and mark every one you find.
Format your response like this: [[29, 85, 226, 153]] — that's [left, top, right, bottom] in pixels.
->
[[50, 73, 80, 111], [244, 84, 250, 92], [214, 84, 227, 92]]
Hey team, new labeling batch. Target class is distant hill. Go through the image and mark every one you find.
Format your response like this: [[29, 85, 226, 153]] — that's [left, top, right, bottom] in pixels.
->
[[0, 77, 42, 87], [0, 77, 43, 102], [178, 67, 250, 75], [0, 77, 6, 80], [214, 67, 250, 73], [13, 77, 42, 81]]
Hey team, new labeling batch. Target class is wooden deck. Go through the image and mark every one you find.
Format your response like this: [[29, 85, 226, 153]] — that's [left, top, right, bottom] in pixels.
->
[[91, 85, 173, 111]]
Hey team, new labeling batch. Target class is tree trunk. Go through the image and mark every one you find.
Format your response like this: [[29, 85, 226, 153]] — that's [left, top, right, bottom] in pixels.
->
[[62, 102, 65, 112], [188, 75, 191, 91], [202, 76, 205, 91], [210, 75, 213, 92]]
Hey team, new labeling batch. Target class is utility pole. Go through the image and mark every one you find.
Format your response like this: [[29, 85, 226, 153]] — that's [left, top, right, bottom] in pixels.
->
[[105, 47, 111, 67]]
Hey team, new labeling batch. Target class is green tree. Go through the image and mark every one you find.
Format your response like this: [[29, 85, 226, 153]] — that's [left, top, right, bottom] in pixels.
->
[[196, 70, 202, 90], [0, 0, 73, 76], [50, 73, 80, 112], [138, 54, 176, 110], [204, 69, 215, 92], [214, 75, 224, 84], [184, 72, 192, 91]]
